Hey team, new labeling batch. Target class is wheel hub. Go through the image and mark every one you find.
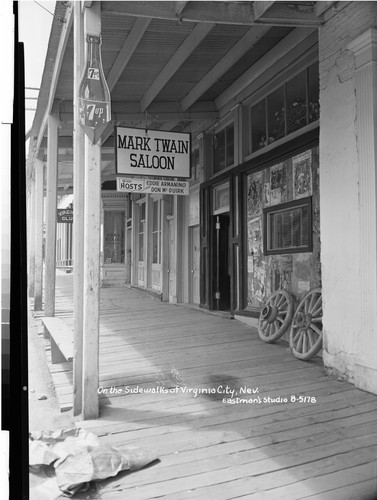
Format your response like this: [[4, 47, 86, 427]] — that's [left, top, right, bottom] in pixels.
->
[[295, 311, 312, 329], [261, 304, 278, 323]]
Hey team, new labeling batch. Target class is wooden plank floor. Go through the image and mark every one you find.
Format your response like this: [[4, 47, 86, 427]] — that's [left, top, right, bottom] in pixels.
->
[[34, 272, 377, 499]]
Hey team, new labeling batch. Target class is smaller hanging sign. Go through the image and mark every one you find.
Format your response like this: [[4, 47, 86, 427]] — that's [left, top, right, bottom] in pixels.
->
[[117, 177, 189, 196], [57, 208, 73, 223], [78, 34, 111, 144]]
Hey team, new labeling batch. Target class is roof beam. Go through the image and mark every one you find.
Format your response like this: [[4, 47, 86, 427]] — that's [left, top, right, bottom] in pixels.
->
[[59, 99, 217, 114], [140, 22, 215, 112], [175, 1, 188, 18], [252, 2, 275, 21], [256, 3, 322, 27], [314, 1, 336, 16], [181, 25, 271, 111], [101, 1, 255, 24], [106, 17, 152, 91], [102, 1, 322, 27], [35, 5, 74, 152]]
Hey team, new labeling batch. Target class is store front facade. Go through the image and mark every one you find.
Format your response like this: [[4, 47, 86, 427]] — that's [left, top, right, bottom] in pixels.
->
[[199, 55, 321, 330]]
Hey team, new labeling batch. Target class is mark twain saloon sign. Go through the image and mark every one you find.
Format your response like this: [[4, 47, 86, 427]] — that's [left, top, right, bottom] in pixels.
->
[[115, 126, 191, 179]]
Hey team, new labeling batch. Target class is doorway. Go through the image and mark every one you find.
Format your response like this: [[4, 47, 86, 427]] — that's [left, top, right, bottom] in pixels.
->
[[189, 225, 200, 304], [168, 218, 175, 302], [213, 213, 231, 310]]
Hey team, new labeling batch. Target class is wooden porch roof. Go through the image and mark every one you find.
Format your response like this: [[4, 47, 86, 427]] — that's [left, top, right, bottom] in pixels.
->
[[27, 1, 336, 191]]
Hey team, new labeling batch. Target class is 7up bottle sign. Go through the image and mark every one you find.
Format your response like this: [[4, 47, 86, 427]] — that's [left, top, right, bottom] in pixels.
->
[[78, 34, 111, 144]]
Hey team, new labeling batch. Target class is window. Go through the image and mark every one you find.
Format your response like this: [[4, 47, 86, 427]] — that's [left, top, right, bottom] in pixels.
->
[[213, 124, 234, 174], [251, 63, 319, 152], [264, 197, 312, 255], [152, 200, 161, 264], [191, 148, 199, 181], [103, 211, 125, 264], [213, 182, 230, 214]]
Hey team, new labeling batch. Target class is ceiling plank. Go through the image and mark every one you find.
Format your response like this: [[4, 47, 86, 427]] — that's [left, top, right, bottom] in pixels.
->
[[106, 17, 152, 91], [181, 25, 271, 111], [216, 27, 316, 110], [140, 22, 215, 112]]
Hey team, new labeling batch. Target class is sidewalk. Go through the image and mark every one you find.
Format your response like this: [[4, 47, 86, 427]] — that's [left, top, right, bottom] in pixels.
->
[[30, 272, 377, 499]]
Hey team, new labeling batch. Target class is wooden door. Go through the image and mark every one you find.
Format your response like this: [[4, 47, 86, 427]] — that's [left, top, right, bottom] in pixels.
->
[[168, 219, 175, 302], [190, 225, 200, 304]]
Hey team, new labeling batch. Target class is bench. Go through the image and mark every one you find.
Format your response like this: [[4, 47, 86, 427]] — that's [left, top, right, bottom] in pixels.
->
[[41, 317, 74, 364]]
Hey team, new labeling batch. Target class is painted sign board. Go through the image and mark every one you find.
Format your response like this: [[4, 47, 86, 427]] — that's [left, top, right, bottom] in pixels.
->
[[117, 177, 189, 196], [115, 126, 191, 179], [57, 208, 73, 223]]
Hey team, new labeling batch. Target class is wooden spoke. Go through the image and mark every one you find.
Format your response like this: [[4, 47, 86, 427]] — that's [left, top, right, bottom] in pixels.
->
[[311, 316, 323, 323], [310, 323, 322, 336], [309, 294, 321, 314], [307, 329, 315, 348], [289, 288, 323, 360], [258, 290, 294, 343]]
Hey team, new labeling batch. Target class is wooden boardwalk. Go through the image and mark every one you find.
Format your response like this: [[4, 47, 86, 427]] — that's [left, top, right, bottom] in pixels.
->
[[34, 272, 377, 499]]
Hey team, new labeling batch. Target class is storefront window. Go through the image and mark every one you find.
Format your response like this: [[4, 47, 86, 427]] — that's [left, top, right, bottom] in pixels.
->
[[251, 62, 319, 153], [213, 123, 234, 174], [264, 198, 312, 254], [251, 99, 267, 151], [308, 63, 319, 123], [286, 70, 307, 134], [191, 148, 200, 181], [267, 86, 285, 143], [103, 211, 125, 264]]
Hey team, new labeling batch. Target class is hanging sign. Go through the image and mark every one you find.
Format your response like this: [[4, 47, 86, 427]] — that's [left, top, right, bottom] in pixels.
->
[[115, 126, 191, 179], [117, 177, 189, 196], [57, 208, 73, 223]]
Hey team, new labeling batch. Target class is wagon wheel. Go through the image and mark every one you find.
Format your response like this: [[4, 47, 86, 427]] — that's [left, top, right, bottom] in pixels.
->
[[289, 288, 323, 360], [258, 290, 294, 343]]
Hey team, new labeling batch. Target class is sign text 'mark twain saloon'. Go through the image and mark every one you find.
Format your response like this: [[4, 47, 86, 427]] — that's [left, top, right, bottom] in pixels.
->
[[115, 126, 191, 179]]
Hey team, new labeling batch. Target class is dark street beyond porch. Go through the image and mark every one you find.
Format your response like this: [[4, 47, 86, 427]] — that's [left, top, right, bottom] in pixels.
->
[[32, 272, 377, 499]]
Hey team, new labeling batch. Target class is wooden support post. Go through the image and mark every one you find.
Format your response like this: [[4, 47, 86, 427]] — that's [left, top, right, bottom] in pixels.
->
[[82, 136, 101, 419], [34, 160, 44, 311], [81, 2, 101, 419], [28, 168, 36, 298], [73, 0, 86, 417], [43, 109, 59, 331]]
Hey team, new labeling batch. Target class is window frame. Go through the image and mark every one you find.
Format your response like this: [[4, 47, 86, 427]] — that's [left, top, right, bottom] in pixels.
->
[[213, 122, 235, 174], [263, 196, 313, 255]]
